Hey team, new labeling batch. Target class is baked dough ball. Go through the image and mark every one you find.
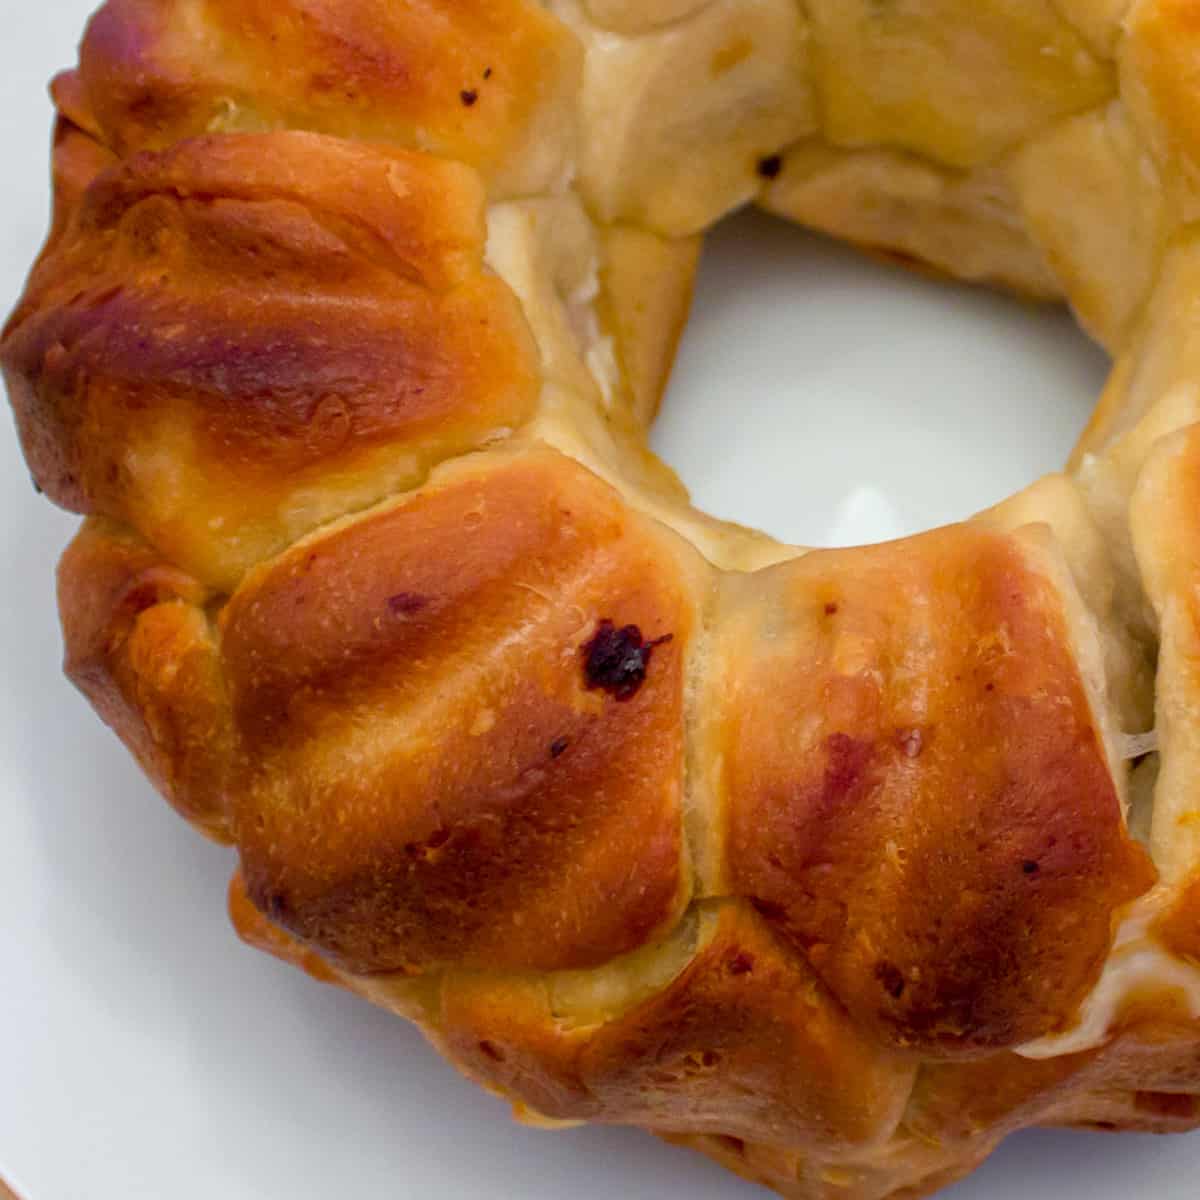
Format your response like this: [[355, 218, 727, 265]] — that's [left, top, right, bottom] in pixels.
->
[[8, 3, 1200, 1199]]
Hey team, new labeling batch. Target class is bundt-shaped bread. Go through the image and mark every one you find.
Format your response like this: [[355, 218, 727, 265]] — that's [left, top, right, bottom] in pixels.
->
[[9, 3, 1200, 1198]]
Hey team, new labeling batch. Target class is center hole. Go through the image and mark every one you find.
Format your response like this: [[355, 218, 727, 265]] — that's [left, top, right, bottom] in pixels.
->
[[651, 211, 1109, 549]]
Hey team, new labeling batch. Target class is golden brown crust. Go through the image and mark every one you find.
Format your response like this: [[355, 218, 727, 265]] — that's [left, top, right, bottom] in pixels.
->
[[44, 115, 117, 255], [910, 1019, 1200, 1142], [57, 518, 229, 840], [13, 3, 1200, 1199], [665, 1126, 997, 1200], [438, 901, 917, 1153], [74, 0, 581, 196], [221, 449, 710, 976], [2, 131, 540, 587], [707, 526, 1154, 1054], [227, 870, 342, 986], [671, 1017, 1200, 1197]]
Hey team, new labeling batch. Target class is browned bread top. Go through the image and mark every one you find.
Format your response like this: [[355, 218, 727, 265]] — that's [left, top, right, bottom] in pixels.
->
[[11, 3, 1200, 1200], [68, 0, 581, 196], [222, 449, 706, 976], [5, 129, 540, 587], [709, 527, 1154, 1055]]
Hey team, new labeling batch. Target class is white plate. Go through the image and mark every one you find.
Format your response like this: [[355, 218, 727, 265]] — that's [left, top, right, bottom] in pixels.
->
[[1, 6, 1197, 1199]]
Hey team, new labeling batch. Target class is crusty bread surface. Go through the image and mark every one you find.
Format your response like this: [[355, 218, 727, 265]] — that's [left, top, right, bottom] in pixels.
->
[[9, 3, 1200, 1198]]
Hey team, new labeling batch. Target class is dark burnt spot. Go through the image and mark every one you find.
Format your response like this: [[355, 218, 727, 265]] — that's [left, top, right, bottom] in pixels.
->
[[582, 619, 673, 701], [549, 736, 570, 759], [874, 960, 906, 1000], [824, 602, 839, 616], [726, 952, 755, 976], [387, 592, 428, 617], [461, 89, 479, 106], [483, 67, 493, 80], [757, 154, 783, 180], [478, 1040, 505, 1062], [716, 1136, 747, 1158], [31, 476, 42, 495], [1022, 859, 1040, 876]]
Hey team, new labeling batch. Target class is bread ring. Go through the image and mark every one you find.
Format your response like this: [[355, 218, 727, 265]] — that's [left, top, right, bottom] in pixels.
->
[[7, 3, 1200, 1198]]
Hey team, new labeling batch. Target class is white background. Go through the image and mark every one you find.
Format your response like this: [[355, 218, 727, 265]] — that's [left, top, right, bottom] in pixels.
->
[[0, 3, 1196, 1197]]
